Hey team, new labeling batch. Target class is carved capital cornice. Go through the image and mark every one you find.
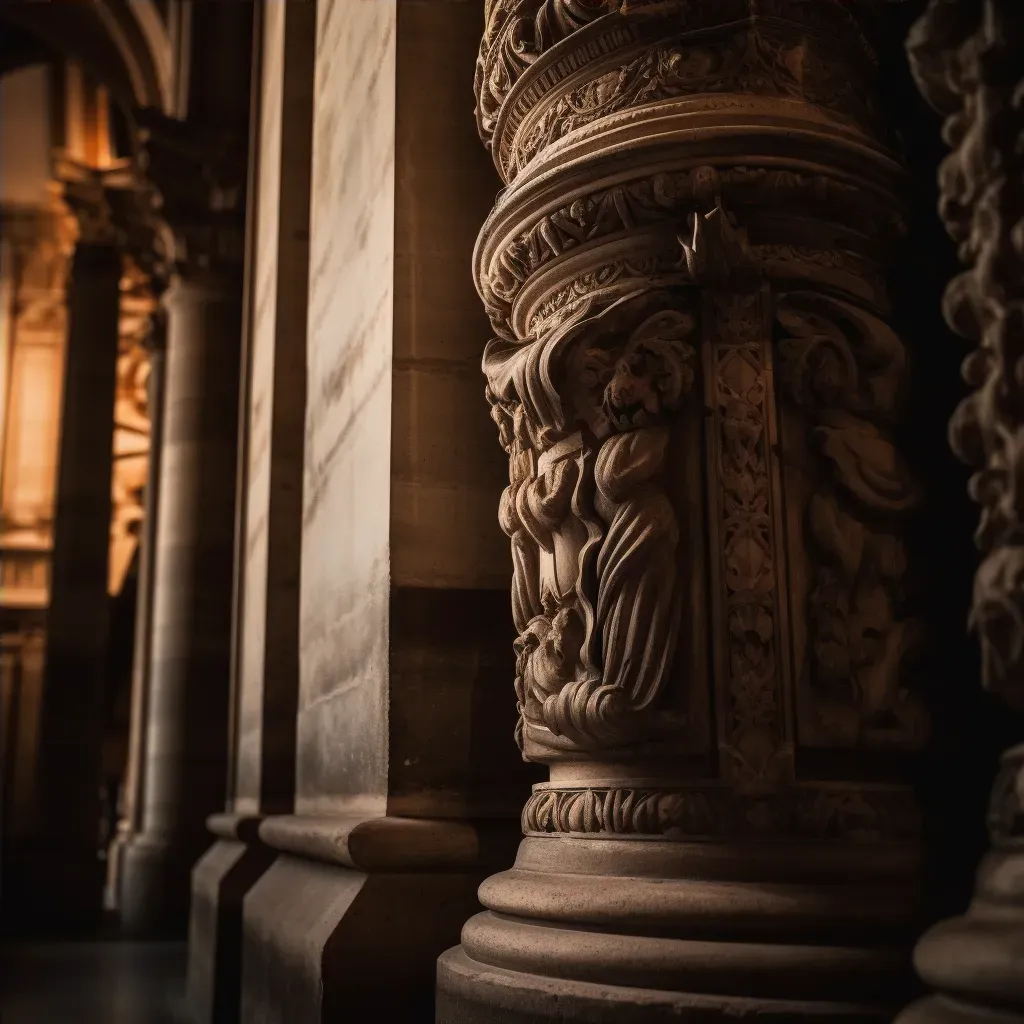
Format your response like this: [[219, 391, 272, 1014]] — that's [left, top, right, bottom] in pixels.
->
[[53, 153, 135, 248], [131, 109, 247, 281]]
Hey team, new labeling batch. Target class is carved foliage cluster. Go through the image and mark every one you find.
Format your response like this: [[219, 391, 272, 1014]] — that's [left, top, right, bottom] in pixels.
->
[[486, 295, 697, 754], [777, 296, 926, 745], [522, 783, 919, 840], [476, 0, 612, 150], [909, 1, 1024, 710], [512, 21, 880, 176], [477, 0, 881, 178], [484, 167, 902, 339]]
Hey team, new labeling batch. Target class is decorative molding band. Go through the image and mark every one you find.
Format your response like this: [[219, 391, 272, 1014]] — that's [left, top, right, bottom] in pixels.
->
[[522, 783, 921, 841]]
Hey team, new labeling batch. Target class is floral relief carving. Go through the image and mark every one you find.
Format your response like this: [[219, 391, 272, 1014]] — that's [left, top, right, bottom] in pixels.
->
[[777, 295, 927, 746], [511, 24, 880, 174], [476, 0, 612, 151], [484, 166, 897, 330], [522, 783, 919, 839], [705, 288, 792, 787], [485, 297, 698, 754]]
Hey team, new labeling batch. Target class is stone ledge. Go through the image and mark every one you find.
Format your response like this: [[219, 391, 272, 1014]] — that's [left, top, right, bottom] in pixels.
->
[[255, 814, 489, 871], [206, 812, 264, 844]]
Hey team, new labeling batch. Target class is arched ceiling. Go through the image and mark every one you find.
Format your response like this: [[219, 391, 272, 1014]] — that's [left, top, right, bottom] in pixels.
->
[[0, 0, 177, 115]]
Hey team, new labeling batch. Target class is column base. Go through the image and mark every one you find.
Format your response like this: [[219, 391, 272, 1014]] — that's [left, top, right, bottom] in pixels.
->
[[437, 946, 893, 1024], [896, 744, 1024, 1024], [186, 815, 276, 1024], [237, 814, 519, 1024], [437, 836, 919, 1024], [119, 830, 211, 936]]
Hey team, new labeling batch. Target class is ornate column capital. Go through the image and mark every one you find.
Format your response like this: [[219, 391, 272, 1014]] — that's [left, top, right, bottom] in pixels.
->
[[130, 109, 247, 283], [53, 153, 134, 249]]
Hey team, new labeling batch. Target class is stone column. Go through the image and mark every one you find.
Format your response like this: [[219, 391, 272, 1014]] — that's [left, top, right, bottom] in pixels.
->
[[118, 272, 242, 933], [438, 3, 926, 1021], [108, 307, 166, 908], [23, 179, 122, 930], [235, 4, 535, 1022], [897, 4, 1024, 1022], [118, 117, 247, 935]]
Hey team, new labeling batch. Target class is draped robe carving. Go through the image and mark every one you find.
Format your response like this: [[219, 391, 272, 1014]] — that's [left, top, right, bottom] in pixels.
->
[[485, 299, 697, 754]]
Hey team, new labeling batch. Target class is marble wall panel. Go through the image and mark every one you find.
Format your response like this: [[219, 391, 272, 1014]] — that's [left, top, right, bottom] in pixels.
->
[[298, 0, 397, 814]]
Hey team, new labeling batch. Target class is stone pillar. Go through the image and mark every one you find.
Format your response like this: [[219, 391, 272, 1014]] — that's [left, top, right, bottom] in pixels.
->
[[897, 4, 1024, 1022], [118, 114, 248, 934], [108, 309, 166, 908], [113, 0, 253, 936], [118, 268, 243, 934], [438, 4, 926, 1021], [235, 3, 535, 1022], [22, 185, 122, 930]]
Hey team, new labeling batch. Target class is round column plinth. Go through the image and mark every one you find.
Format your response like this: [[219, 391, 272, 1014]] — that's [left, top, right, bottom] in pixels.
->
[[438, 836, 919, 1023]]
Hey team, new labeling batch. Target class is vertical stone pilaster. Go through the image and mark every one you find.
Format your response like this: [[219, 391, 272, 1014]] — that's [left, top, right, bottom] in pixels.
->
[[438, 3, 925, 1020], [898, 4, 1024, 1021], [25, 175, 122, 929]]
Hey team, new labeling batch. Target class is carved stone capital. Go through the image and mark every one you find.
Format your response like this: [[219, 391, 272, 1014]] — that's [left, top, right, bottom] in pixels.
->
[[131, 109, 247, 281], [54, 153, 134, 248]]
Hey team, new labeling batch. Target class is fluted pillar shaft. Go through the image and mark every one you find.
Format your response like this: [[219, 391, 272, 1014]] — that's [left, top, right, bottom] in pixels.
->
[[119, 271, 242, 933], [439, 3, 925, 1021]]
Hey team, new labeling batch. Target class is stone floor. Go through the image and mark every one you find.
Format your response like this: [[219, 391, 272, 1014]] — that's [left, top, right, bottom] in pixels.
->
[[0, 940, 187, 1023]]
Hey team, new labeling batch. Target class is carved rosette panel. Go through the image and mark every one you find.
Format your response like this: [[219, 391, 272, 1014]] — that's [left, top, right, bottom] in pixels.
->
[[476, 0, 922, 839]]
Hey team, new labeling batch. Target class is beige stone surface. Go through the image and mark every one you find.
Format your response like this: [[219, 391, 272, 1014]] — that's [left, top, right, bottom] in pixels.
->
[[297, 0, 397, 815]]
